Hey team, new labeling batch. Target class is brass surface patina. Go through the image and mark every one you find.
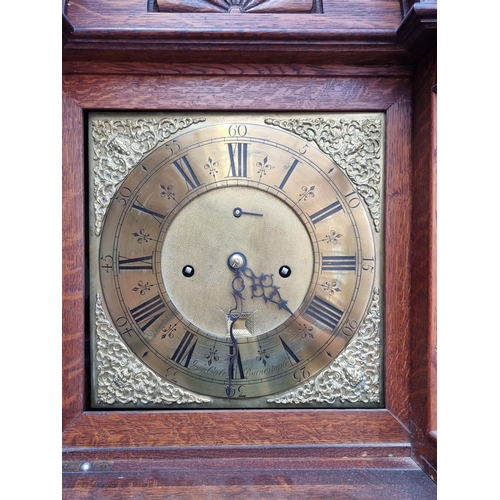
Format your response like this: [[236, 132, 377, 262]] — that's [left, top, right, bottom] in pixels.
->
[[89, 112, 384, 408]]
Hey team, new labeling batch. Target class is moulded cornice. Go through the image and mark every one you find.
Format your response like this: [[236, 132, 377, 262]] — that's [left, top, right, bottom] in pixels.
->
[[397, 2, 437, 56]]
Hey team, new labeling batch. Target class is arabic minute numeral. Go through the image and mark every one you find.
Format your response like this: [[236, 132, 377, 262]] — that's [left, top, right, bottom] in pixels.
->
[[345, 190, 361, 209], [228, 124, 248, 137], [362, 257, 375, 273]]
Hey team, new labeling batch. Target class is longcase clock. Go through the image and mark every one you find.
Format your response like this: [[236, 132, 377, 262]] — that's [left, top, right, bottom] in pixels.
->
[[63, 0, 437, 495]]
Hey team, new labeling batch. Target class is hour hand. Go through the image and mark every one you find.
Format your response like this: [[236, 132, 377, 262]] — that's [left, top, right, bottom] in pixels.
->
[[227, 252, 293, 316]]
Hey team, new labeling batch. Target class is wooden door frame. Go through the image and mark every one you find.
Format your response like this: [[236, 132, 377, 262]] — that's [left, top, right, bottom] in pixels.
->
[[62, 0, 437, 482]]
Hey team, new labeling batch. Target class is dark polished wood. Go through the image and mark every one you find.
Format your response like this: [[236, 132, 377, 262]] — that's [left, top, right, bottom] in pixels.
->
[[62, 12, 73, 47], [62, 0, 437, 496], [409, 45, 437, 482], [397, 1, 437, 56], [154, 0, 321, 14], [62, 0, 410, 68]]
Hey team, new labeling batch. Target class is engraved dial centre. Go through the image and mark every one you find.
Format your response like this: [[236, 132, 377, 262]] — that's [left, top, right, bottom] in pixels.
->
[[160, 186, 314, 337]]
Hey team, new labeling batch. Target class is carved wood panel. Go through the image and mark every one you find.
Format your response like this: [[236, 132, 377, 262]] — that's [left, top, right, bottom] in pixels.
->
[[150, 0, 323, 13]]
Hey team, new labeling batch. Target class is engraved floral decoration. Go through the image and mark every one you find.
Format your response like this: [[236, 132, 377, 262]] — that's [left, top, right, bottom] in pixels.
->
[[268, 287, 381, 404], [204, 157, 220, 182], [319, 230, 343, 245], [256, 155, 275, 182], [322, 280, 341, 296], [94, 293, 209, 405], [160, 183, 176, 201], [205, 344, 220, 365], [299, 323, 314, 339], [256, 345, 271, 365], [132, 280, 152, 296], [91, 117, 205, 235], [298, 185, 316, 202], [265, 117, 383, 232]]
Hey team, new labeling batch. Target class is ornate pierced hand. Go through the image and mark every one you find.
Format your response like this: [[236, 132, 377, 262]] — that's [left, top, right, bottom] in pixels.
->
[[225, 252, 292, 398]]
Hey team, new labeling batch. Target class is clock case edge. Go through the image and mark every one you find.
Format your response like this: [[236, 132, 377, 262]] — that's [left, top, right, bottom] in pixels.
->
[[63, 77, 410, 447], [62, 12, 437, 480]]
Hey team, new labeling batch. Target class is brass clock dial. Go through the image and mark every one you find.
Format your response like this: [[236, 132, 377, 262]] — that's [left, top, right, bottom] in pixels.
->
[[89, 112, 384, 408]]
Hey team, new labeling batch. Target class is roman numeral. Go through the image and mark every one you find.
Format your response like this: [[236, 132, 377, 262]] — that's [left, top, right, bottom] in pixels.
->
[[118, 254, 153, 271], [172, 156, 202, 191], [130, 294, 167, 332], [226, 143, 248, 177], [309, 201, 343, 226], [321, 255, 356, 272], [278, 158, 300, 190], [279, 337, 300, 365], [306, 295, 344, 331], [229, 344, 245, 379], [131, 201, 165, 224], [172, 331, 198, 368]]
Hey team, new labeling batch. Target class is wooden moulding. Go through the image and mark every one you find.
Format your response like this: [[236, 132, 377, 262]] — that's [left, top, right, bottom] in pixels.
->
[[397, 1, 437, 56], [409, 46, 437, 481], [152, 0, 322, 14], [62, 68, 413, 457], [62, 0, 407, 67], [66, 0, 402, 27], [62, 13, 74, 48]]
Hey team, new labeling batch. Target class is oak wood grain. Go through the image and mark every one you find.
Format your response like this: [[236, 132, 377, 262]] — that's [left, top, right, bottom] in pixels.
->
[[397, 1, 437, 56], [66, 0, 402, 27], [62, 0, 437, 492], [62, 61, 413, 77], [62, 71, 413, 448], [384, 89, 413, 430], [62, 91, 86, 430], [62, 0, 409, 68], [62, 74, 411, 111], [63, 409, 409, 448], [62, 442, 412, 461], [155, 0, 317, 13], [409, 46, 437, 482]]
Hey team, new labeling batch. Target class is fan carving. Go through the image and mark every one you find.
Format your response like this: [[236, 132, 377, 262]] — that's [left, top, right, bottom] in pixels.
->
[[150, 0, 323, 14]]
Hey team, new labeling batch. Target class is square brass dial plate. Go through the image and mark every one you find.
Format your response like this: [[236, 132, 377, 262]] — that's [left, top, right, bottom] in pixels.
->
[[88, 111, 385, 409]]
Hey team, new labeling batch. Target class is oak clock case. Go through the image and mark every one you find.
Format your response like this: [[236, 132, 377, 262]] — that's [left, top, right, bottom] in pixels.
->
[[89, 112, 384, 409]]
